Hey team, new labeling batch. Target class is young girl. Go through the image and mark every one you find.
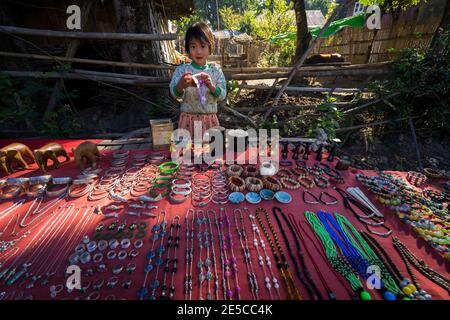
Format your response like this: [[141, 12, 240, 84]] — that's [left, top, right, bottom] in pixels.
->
[[169, 22, 226, 140]]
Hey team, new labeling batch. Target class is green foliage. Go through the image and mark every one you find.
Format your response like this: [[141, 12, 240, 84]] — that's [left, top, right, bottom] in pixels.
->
[[306, 0, 330, 15], [0, 70, 82, 137], [367, 31, 450, 132], [219, 6, 243, 30], [358, 0, 421, 13], [307, 95, 342, 139]]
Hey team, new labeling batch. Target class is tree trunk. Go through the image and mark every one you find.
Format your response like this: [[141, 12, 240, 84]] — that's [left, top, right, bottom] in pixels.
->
[[112, 0, 168, 77], [292, 0, 311, 64]]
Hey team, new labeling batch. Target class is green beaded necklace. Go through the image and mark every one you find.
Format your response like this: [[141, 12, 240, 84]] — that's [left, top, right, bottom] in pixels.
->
[[334, 213, 404, 300], [305, 211, 371, 300]]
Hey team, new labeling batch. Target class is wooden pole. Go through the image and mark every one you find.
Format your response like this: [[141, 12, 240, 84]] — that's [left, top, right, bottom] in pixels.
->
[[0, 25, 177, 41], [240, 84, 362, 93], [0, 51, 175, 70]]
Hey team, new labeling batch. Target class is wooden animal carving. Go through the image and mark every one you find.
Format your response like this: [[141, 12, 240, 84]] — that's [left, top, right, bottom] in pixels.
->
[[33, 143, 71, 173], [0, 143, 35, 175], [72, 141, 100, 170]]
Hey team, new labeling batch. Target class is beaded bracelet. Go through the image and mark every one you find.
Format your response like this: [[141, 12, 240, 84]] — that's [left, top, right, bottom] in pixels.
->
[[243, 165, 258, 177], [280, 177, 301, 190], [245, 177, 264, 192], [314, 176, 330, 188], [229, 176, 246, 192], [406, 171, 427, 187], [262, 176, 282, 191], [227, 165, 243, 177], [423, 168, 443, 179], [291, 166, 308, 178], [276, 169, 293, 178], [298, 176, 315, 189]]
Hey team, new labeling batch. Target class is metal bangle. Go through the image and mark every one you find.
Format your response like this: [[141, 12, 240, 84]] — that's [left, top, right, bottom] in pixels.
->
[[107, 250, 117, 260], [118, 250, 127, 260]]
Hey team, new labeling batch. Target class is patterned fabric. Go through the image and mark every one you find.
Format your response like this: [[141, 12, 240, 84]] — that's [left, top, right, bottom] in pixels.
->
[[178, 112, 220, 139], [169, 62, 227, 114]]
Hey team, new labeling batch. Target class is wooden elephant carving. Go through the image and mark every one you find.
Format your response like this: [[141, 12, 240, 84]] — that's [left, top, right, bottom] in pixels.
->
[[0, 143, 35, 175], [33, 143, 71, 173], [72, 141, 100, 170]]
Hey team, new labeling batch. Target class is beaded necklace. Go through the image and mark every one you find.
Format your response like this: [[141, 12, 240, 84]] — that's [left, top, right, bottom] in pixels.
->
[[160, 215, 180, 300], [218, 208, 234, 299], [212, 208, 228, 300], [168, 216, 181, 300], [298, 218, 358, 300], [273, 207, 322, 300], [149, 210, 168, 300], [305, 211, 371, 300], [202, 210, 214, 300], [224, 208, 241, 300], [184, 208, 194, 300], [393, 237, 449, 296], [196, 209, 206, 300], [139, 211, 163, 299], [333, 213, 404, 300], [361, 232, 419, 300], [206, 210, 220, 300], [234, 208, 259, 300], [245, 207, 280, 299], [255, 207, 301, 300]]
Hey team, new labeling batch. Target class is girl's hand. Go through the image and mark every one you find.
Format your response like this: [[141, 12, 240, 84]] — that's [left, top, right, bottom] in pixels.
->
[[176, 72, 195, 93], [196, 73, 216, 94]]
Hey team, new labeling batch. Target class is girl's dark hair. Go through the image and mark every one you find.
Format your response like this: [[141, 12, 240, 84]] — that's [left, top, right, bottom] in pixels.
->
[[185, 22, 215, 54]]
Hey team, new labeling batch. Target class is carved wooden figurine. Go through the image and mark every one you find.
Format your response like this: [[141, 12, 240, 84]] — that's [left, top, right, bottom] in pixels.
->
[[0, 143, 35, 175], [72, 141, 100, 170], [33, 143, 71, 173]]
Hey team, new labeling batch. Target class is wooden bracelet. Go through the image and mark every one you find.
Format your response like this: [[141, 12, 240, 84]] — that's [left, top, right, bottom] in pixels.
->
[[276, 169, 293, 178], [314, 176, 330, 188], [262, 176, 282, 191], [227, 165, 243, 177], [228, 176, 246, 192], [245, 177, 264, 192], [243, 165, 258, 177], [291, 166, 308, 178], [298, 176, 315, 189], [280, 177, 301, 190], [423, 168, 443, 179]]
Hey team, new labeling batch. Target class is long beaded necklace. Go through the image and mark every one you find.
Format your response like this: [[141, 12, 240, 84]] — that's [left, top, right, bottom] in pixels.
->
[[255, 207, 301, 300], [361, 232, 425, 299], [305, 211, 371, 300], [160, 215, 180, 299], [212, 208, 228, 300], [184, 208, 194, 300], [393, 237, 449, 296], [202, 211, 214, 300], [289, 215, 341, 300], [218, 208, 233, 300], [333, 213, 404, 300], [206, 209, 220, 300], [196, 209, 206, 300], [234, 208, 259, 300], [168, 216, 181, 300], [245, 207, 281, 299], [223, 208, 241, 300], [139, 211, 163, 299], [149, 210, 168, 300], [272, 207, 322, 300]]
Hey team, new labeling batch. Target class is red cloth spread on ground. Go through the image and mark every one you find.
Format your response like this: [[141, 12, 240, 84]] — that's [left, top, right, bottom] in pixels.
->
[[0, 145, 448, 300]]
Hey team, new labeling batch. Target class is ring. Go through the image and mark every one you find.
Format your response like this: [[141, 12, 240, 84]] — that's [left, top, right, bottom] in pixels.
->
[[118, 250, 127, 260], [121, 238, 131, 249], [107, 250, 117, 260]]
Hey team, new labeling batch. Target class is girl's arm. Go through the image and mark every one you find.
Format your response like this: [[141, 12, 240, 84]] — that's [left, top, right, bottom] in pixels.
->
[[210, 65, 227, 102], [169, 65, 186, 99]]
